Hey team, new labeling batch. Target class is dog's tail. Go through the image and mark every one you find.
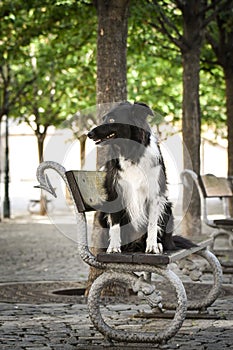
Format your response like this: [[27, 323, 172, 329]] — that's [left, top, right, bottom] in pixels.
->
[[172, 235, 197, 250]]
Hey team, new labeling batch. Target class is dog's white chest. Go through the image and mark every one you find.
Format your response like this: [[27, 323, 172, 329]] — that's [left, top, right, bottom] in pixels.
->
[[119, 159, 149, 195], [118, 151, 161, 230]]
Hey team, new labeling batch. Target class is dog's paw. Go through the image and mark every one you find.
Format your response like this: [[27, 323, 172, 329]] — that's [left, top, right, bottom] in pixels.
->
[[146, 242, 163, 254], [107, 245, 121, 253]]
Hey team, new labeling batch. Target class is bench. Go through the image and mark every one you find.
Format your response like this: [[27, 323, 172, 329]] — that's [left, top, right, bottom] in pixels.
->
[[27, 198, 54, 214], [36, 161, 223, 345], [181, 169, 233, 249]]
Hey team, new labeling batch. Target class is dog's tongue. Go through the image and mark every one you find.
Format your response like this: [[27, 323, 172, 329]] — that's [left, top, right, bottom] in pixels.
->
[[94, 133, 116, 145]]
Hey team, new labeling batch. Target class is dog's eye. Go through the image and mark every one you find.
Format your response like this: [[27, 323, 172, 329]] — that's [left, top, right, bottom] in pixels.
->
[[109, 118, 115, 123]]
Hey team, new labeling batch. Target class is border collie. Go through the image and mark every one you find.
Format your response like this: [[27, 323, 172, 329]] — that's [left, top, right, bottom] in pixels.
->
[[88, 101, 194, 254]]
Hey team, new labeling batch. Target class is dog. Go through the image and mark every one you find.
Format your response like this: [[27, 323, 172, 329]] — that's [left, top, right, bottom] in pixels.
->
[[88, 101, 195, 254]]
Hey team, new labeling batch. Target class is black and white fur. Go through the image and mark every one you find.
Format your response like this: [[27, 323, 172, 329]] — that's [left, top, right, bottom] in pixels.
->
[[88, 101, 195, 254]]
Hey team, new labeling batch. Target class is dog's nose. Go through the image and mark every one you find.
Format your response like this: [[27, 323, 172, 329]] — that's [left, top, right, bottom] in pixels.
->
[[87, 130, 94, 139]]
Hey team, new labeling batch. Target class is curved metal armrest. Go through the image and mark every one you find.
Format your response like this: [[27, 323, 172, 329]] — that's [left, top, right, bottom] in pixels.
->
[[180, 169, 202, 197], [36, 161, 106, 270], [181, 169, 209, 225]]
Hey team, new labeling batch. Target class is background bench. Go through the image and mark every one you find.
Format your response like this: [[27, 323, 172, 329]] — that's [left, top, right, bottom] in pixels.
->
[[181, 170, 233, 249]]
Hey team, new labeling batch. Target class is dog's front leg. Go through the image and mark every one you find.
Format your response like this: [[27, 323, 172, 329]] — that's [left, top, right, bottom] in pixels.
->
[[146, 200, 163, 254], [107, 225, 121, 253]]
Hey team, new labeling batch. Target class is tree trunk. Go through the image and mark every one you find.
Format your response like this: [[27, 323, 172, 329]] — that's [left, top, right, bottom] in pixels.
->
[[182, 48, 201, 237], [206, 3, 233, 215], [85, 0, 129, 296], [96, 0, 129, 104], [1, 64, 11, 220], [79, 133, 87, 169], [37, 132, 47, 216], [224, 66, 233, 215], [181, 1, 203, 237]]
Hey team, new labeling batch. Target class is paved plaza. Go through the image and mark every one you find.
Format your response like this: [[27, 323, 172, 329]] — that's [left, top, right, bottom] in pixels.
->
[[0, 219, 233, 349]]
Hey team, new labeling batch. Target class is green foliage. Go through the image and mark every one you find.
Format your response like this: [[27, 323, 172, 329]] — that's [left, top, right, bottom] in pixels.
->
[[0, 0, 228, 139], [200, 64, 226, 132], [127, 0, 227, 137], [127, 1, 183, 125], [0, 0, 97, 129]]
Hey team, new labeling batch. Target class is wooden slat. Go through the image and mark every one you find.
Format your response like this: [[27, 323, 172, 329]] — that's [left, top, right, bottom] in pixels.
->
[[97, 252, 169, 265], [213, 219, 233, 226], [132, 253, 169, 265], [167, 239, 212, 263], [97, 239, 212, 266], [65, 171, 86, 212], [97, 253, 134, 264], [199, 174, 233, 198], [65, 170, 106, 212]]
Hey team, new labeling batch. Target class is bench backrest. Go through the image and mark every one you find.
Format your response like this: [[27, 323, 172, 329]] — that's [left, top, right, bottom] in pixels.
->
[[199, 174, 233, 198], [65, 170, 106, 212]]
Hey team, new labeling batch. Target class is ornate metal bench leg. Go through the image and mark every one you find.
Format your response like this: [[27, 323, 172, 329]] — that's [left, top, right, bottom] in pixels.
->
[[187, 249, 222, 311], [212, 230, 233, 249], [88, 269, 187, 344]]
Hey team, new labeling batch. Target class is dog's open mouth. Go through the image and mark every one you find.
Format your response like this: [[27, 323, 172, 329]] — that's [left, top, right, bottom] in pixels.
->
[[95, 132, 116, 145]]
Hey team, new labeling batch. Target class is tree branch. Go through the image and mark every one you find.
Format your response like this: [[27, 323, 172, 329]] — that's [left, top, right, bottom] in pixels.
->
[[205, 32, 219, 57], [149, 0, 188, 51], [174, 0, 184, 11], [202, 0, 231, 28], [10, 77, 36, 105]]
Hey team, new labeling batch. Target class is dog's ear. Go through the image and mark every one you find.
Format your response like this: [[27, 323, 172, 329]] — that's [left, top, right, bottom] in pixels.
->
[[133, 102, 154, 119]]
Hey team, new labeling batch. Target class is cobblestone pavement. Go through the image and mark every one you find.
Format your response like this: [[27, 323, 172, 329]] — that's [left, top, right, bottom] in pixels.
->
[[0, 220, 233, 349]]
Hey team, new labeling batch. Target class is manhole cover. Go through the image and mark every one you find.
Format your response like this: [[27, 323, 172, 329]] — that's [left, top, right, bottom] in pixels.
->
[[0, 281, 87, 304], [0, 281, 232, 304]]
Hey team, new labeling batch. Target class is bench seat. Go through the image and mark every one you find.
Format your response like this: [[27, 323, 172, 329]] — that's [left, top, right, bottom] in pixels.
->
[[97, 239, 212, 265]]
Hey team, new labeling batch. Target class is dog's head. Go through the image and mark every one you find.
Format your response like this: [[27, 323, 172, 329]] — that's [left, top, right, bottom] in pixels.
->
[[87, 101, 154, 148]]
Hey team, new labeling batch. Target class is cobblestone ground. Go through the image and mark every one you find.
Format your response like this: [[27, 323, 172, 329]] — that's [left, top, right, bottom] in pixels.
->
[[0, 221, 233, 349]]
